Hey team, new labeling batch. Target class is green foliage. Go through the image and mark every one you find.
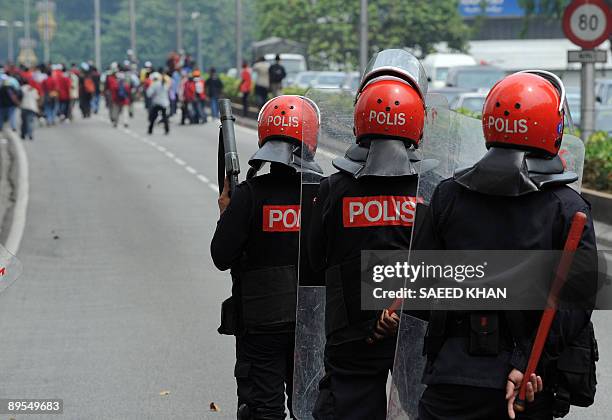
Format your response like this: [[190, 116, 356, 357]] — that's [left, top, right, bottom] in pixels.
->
[[518, 0, 568, 18], [281, 86, 308, 96], [220, 74, 241, 100], [584, 131, 612, 192], [255, 0, 471, 69], [0, 0, 257, 71], [455, 107, 482, 119]]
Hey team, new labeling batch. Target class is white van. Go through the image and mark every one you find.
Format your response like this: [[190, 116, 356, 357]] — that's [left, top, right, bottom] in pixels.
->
[[422, 53, 478, 89], [264, 53, 308, 86]]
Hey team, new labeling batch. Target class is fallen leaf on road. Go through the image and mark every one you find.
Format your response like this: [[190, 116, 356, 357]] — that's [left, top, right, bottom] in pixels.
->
[[159, 390, 170, 396], [209, 402, 220, 411]]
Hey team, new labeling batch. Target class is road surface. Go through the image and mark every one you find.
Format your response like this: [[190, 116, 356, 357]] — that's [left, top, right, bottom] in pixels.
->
[[0, 108, 259, 419]]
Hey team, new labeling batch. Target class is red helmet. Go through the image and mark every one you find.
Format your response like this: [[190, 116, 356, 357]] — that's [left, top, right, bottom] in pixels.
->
[[354, 78, 425, 146], [482, 71, 566, 156], [257, 95, 320, 158]]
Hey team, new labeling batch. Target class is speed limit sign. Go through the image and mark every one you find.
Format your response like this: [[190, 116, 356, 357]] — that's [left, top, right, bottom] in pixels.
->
[[563, 0, 612, 49]]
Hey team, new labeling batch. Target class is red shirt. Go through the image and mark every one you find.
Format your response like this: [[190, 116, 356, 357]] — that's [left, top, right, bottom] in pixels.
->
[[41, 77, 57, 96], [183, 80, 196, 102], [240, 68, 252, 93], [57, 74, 71, 101]]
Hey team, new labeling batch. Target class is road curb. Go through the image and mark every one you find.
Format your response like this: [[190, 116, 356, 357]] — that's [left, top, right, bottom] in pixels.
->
[[583, 188, 612, 226], [230, 102, 258, 130], [2, 128, 29, 255]]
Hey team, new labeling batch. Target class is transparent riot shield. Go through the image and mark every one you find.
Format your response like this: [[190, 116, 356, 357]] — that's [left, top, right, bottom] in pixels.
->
[[293, 90, 354, 420], [559, 134, 585, 192], [386, 114, 585, 419], [0, 244, 23, 295], [387, 105, 488, 419]]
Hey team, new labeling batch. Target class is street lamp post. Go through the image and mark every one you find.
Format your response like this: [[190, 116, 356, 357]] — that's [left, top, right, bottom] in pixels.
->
[[24, 0, 31, 47], [0, 21, 10, 62], [176, 0, 183, 51], [94, 0, 101, 70], [43, 0, 50, 63], [0, 20, 24, 64], [191, 12, 202, 70], [129, 0, 136, 61], [10, 21, 24, 64], [236, 0, 242, 71], [359, 0, 368, 74]]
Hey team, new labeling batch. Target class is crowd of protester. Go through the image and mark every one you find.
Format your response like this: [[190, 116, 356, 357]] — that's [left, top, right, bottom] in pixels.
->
[[0, 62, 102, 140], [138, 51, 228, 134], [0, 50, 287, 140]]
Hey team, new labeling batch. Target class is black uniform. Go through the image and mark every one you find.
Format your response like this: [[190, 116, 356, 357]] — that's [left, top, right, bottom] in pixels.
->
[[414, 174, 597, 420], [211, 164, 302, 420], [308, 171, 419, 420]]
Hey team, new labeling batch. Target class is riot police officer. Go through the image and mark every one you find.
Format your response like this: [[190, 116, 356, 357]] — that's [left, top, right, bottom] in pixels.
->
[[306, 50, 431, 420], [211, 95, 322, 420], [413, 71, 598, 419]]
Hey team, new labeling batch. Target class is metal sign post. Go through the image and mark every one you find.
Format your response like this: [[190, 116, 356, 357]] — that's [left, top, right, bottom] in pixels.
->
[[562, 0, 612, 141]]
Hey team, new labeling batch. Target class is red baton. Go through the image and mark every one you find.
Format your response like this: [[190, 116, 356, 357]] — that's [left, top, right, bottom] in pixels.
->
[[513, 211, 588, 412]]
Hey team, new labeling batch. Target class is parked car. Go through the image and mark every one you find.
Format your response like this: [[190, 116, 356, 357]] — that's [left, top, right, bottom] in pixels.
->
[[293, 71, 319, 89], [595, 79, 612, 106], [450, 92, 487, 114], [310, 71, 347, 90], [446, 65, 505, 91], [430, 87, 471, 106], [341, 71, 361, 95], [423, 53, 477, 89], [264, 53, 308, 86]]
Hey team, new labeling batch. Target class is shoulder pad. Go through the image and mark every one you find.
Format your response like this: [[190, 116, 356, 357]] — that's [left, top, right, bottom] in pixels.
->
[[531, 172, 579, 189], [332, 144, 367, 177], [527, 155, 578, 189]]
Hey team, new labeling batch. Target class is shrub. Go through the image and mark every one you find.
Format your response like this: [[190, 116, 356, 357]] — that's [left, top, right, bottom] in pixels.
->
[[219, 74, 241, 102], [583, 131, 612, 193], [455, 107, 482, 119], [281, 86, 308, 96]]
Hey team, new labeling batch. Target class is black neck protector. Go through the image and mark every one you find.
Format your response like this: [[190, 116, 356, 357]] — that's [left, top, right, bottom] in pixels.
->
[[332, 139, 437, 178], [454, 147, 578, 197]]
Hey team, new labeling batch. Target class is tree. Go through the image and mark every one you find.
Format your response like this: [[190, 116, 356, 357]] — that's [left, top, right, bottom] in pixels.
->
[[0, 0, 257, 71], [255, 0, 471, 69]]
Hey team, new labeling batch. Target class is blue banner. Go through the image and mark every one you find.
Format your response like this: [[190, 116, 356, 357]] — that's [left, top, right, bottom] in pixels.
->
[[459, 0, 526, 17]]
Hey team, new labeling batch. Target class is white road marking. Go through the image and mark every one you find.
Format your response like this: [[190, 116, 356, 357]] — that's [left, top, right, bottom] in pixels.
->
[[98, 113, 221, 194], [235, 124, 257, 135], [4, 129, 29, 255]]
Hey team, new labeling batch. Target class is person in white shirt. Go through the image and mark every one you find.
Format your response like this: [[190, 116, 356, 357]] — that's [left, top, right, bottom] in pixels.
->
[[252, 57, 270, 107], [146, 72, 170, 135], [20, 79, 40, 141]]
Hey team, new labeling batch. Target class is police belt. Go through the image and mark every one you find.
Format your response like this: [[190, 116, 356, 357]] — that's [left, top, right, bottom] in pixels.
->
[[425, 311, 515, 357], [238, 265, 297, 329]]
